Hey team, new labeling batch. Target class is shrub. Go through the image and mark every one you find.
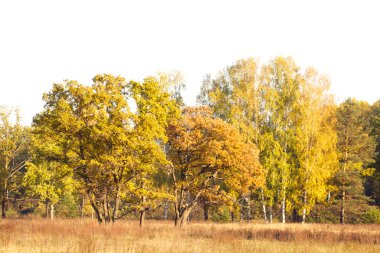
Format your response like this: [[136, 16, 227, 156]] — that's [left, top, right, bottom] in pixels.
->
[[211, 207, 231, 223], [363, 207, 380, 224]]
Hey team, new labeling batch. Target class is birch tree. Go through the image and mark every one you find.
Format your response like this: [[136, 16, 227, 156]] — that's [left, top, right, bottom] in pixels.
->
[[260, 56, 301, 223], [293, 68, 338, 223]]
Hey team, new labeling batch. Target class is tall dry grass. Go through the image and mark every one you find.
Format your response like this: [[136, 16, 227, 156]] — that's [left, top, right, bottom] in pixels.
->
[[0, 219, 379, 253]]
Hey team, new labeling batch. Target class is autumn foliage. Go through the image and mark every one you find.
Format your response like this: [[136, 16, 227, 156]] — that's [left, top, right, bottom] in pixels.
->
[[167, 106, 264, 226], [0, 57, 379, 226]]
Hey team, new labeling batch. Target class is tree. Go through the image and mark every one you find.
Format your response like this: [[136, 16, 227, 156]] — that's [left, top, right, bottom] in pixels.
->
[[128, 77, 179, 226], [197, 58, 263, 219], [0, 107, 29, 219], [260, 56, 302, 223], [33, 76, 132, 223], [33, 74, 178, 224], [156, 71, 186, 107], [167, 106, 264, 226], [335, 98, 376, 223], [292, 68, 338, 223], [367, 99, 380, 206], [23, 120, 77, 220]]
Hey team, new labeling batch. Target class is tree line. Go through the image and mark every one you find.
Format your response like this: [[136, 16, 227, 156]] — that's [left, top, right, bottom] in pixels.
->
[[1, 57, 379, 225]]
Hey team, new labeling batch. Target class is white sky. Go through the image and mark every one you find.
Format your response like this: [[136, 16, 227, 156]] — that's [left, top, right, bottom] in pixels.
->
[[1, 0, 379, 125]]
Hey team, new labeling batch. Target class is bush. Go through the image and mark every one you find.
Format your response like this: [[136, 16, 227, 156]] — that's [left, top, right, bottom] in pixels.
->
[[56, 194, 80, 218], [211, 207, 231, 223], [363, 207, 380, 224]]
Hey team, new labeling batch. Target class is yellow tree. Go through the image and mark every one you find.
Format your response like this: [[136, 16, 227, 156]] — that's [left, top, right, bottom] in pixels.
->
[[167, 106, 264, 226], [129, 77, 179, 226], [33, 75, 134, 223], [293, 68, 338, 223], [23, 119, 77, 220], [33, 74, 178, 224]]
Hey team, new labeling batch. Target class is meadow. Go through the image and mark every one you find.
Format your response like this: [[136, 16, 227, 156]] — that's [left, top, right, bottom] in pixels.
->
[[0, 219, 379, 253]]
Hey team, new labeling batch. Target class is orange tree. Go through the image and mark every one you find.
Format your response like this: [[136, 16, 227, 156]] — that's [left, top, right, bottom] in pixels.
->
[[167, 106, 264, 226]]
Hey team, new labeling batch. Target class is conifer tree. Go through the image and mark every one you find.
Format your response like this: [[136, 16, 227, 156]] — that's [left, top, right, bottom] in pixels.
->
[[335, 98, 376, 223]]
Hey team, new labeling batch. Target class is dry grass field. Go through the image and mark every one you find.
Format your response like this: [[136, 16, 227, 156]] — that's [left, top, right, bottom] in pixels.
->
[[0, 219, 379, 253]]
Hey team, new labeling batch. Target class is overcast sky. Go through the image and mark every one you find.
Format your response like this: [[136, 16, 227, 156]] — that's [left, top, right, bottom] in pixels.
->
[[0, 0, 379, 125]]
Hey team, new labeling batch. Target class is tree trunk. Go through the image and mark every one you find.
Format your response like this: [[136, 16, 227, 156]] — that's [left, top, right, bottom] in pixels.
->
[[50, 204, 54, 220], [45, 201, 49, 218], [1, 189, 6, 219], [140, 195, 146, 227], [87, 190, 103, 224], [341, 146, 348, 224], [302, 191, 307, 224], [103, 192, 109, 223], [302, 208, 306, 224], [80, 194, 85, 218], [260, 189, 267, 223], [164, 200, 169, 220], [112, 192, 121, 223], [340, 190, 346, 224], [269, 206, 273, 223], [174, 214, 179, 226], [179, 208, 191, 227], [174, 196, 180, 226], [203, 201, 209, 221], [281, 195, 286, 223], [246, 196, 251, 221], [1, 198, 6, 219], [139, 210, 146, 227]]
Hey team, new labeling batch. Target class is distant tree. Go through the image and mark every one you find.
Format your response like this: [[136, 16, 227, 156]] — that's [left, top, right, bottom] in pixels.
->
[[335, 98, 376, 223], [167, 106, 264, 227], [156, 71, 186, 106], [367, 99, 380, 205], [0, 107, 29, 219]]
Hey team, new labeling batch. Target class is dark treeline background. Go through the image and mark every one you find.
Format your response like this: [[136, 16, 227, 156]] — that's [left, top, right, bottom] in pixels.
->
[[1, 56, 379, 225]]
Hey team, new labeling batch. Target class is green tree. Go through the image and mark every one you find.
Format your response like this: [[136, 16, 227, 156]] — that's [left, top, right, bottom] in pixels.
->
[[260, 56, 302, 223], [367, 100, 380, 206], [0, 107, 29, 219], [335, 98, 376, 223]]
